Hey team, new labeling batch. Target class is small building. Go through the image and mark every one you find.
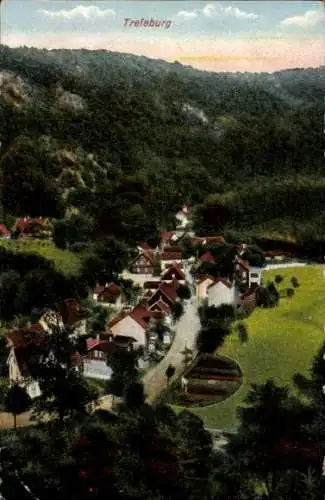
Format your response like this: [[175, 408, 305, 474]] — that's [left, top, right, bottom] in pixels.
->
[[160, 251, 182, 269], [93, 283, 122, 306], [129, 250, 156, 275], [249, 267, 263, 287], [207, 278, 236, 308], [0, 223, 10, 240], [82, 337, 117, 380]]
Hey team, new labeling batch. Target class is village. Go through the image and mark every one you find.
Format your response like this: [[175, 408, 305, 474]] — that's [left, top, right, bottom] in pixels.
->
[[0, 206, 298, 405]]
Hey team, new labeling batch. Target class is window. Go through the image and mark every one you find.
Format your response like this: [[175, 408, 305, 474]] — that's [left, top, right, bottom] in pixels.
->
[[251, 273, 259, 278]]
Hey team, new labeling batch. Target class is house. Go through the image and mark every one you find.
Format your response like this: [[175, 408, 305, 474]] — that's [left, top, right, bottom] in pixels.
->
[[263, 250, 292, 262], [138, 242, 155, 252], [108, 305, 163, 347], [234, 256, 250, 285], [207, 278, 236, 308], [6, 324, 48, 399], [146, 282, 179, 311], [160, 264, 186, 283], [175, 206, 190, 229], [129, 249, 156, 275], [93, 283, 121, 307], [82, 337, 117, 380], [0, 224, 10, 240], [39, 298, 88, 336], [13, 216, 52, 239]]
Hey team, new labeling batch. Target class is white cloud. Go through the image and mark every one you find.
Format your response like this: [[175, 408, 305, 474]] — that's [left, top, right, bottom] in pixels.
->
[[177, 3, 259, 21], [39, 6, 116, 20], [280, 9, 325, 28], [202, 4, 218, 18], [176, 10, 198, 20], [222, 6, 259, 20]]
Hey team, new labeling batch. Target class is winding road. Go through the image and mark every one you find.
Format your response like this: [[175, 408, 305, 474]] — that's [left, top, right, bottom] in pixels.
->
[[143, 299, 200, 403]]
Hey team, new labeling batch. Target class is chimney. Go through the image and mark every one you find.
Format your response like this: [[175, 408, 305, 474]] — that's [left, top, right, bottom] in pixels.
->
[[96, 333, 100, 342], [105, 283, 109, 288]]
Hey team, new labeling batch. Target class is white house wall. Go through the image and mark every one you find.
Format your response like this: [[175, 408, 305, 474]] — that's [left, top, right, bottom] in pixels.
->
[[110, 315, 146, 346], [208, 282, 236, 308]]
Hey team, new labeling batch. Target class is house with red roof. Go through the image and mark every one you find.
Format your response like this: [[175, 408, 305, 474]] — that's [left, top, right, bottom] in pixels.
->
[[93, 282, 121, 307], [129, 249, 156, 275], [0, 223, 10, 240], [146, 282, 179, 311], [5, 322, 84, 399], [160, 264, 185, 283], [13, 216, 52, 239], [82, 337, 118, 380]]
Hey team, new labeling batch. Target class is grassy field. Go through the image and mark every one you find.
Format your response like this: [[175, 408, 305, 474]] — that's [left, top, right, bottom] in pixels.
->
[[188, 266, 325, 430], [0, 239, 82, 276]]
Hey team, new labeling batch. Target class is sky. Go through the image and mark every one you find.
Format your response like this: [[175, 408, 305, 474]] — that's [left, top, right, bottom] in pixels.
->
[[1, 1, 325, 73]]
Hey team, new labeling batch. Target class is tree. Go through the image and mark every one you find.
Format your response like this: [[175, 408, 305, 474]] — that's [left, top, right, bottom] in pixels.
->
[[291, 276, 300, 288], [30, 324, 98, 424], [286, 287, 295, 298], [107, 347, 140, 400], [228, 379, 316, 497], [166, 364, 176, 387], [153, 253, 162, 277], [234, 322, 249, 344], [171, 301, 184, 322], [176, 283, 191, 300], [4, 383, 31, 429], [275, 274, 284, 284]]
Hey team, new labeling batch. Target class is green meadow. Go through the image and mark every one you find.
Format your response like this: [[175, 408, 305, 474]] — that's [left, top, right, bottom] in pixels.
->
[[190, 266, 325, 429], [0, 239, 82, 277]]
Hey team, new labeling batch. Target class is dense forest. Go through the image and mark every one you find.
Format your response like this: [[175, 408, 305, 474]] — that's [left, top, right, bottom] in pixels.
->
[[1, 45, 324, 251]]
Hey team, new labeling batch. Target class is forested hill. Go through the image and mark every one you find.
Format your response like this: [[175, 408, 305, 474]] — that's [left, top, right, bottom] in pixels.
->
[[0, 45, 324, 247]]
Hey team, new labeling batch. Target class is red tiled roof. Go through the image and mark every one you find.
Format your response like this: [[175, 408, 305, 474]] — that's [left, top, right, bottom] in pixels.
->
[[86, 339, 118, 355], [161, 265, 185, 281], [6, 324, 47, 349], [0, 224, 10, 236], [143, 281, 160, 289], [161, 252, 182, 261], [130, 305, 161, 329], [199, 251, 216, 263], [93, 283, 121, 296], [158, 282, 179, 302]]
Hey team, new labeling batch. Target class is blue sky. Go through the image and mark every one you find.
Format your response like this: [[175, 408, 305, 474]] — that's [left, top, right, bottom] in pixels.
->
[[1, 1, 325, 72]]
